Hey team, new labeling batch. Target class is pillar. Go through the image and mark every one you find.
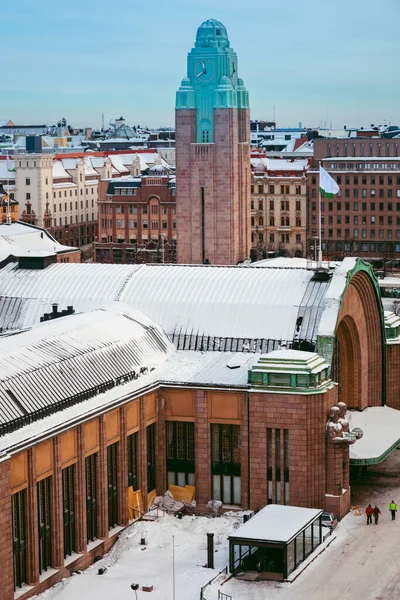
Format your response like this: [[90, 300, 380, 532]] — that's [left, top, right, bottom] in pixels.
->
[[97, 416, 109, 538], [51, 437, 64, 569], [26, 448, 39, 585], [195, 390, 211, 507], [118, 406, 128, 526], [75, 426, 87, 554], [0, 456, 14, 600]]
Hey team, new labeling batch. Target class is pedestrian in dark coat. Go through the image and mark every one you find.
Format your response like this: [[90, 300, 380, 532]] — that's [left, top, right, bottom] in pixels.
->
[[373, 505, 381, 524], [366, 504, 373, 525]]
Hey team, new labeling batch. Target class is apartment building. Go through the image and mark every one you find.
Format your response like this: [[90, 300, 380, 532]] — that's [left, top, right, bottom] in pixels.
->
[[95, 161, 176, 264], [251, 154, 308, 257], [308, 138, 400, 263], [15, 153, 112, 248], [14, 151, 173, 252]]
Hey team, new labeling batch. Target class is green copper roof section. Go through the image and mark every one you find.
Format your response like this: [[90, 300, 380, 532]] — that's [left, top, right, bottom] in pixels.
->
[[248, 350, 333, 394], [176, 18, 250, 139], [195, 19, 230, 49], [384, 310, 400, 342], [350, 437, 400, 466]]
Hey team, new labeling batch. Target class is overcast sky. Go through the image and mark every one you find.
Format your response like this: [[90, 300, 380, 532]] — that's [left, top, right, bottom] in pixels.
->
[[2, 0, 399, 130]]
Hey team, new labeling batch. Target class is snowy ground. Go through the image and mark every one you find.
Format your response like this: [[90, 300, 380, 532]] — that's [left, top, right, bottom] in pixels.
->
[[35, 451, 400, 600]]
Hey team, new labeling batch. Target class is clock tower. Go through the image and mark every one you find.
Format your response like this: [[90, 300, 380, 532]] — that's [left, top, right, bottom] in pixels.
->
[[175, 18, 251, 265]]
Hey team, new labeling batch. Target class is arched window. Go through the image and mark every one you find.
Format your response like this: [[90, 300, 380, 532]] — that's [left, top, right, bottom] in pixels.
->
[[270, 216, 275, 226], [285, 217, 290, 226]]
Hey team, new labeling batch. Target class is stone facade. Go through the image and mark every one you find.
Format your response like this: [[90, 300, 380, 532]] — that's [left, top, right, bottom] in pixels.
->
[[175, 20, 251, 265], [176, 108, 250, 265], [250, 159, 308, 258]]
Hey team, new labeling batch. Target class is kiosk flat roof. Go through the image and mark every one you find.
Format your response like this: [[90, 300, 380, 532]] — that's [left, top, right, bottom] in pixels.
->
[[229, 505, 322, 544]]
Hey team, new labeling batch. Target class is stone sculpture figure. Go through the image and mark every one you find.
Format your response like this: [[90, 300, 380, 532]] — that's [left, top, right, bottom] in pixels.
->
[[337, 401, 350, 433], [336, 401, 363, 440], [326, 406, 356, 444]]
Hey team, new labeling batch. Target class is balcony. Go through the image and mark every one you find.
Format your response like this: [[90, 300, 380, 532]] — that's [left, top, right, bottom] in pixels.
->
[[276, 226, 292, 232]]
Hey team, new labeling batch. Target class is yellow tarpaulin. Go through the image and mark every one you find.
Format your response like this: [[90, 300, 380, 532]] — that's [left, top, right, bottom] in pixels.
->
[[168, 483, 195, 504], [147, 489, 157, 508], [128, 487, 143, 520]]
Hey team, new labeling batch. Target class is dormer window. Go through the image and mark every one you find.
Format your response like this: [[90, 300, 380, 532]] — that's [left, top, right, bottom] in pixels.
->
[[216, 28, 221, 35]]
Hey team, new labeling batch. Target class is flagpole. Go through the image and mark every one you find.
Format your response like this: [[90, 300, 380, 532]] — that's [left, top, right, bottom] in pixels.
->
[[5, 155, 11, 225], [318, 185, 322, 268]]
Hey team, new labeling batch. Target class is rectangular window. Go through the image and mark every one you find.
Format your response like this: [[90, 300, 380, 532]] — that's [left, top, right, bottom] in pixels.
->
[[166, 422, 195, 487], [147, 424, 156, 493], [127, 433, 138, 490], [211, 424, 241, 506], [107, 442, 119, 529], [284, 429, 289, 505], [86, 454, 97, 543], [267, 427, 273, 504], [62, 465, 76, 558], [37, 477, 52, 574], [12, 490, 27, 590]]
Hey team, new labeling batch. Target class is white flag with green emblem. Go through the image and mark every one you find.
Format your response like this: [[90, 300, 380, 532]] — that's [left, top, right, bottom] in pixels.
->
[[319, 165, 339, 199], [6, 156, 15, 172]]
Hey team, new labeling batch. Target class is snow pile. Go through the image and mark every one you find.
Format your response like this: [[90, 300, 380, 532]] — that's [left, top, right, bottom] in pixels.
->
[[35, 513, 243, 600]]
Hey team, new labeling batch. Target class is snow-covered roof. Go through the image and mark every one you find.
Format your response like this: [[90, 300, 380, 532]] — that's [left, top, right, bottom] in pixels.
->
[[0, 221, 75, 264], [229, 504, 322, 544], [109, 154, 130, 174], [318, 258, 358, 337], [0, 303, 171, 426], [251, 157, 309, 173], [159, 351, 256, 387], [52, 160, 71, 179], [0, 263, 319, 340], [0, 260, 368, 348], [349, 406, 400, 465]]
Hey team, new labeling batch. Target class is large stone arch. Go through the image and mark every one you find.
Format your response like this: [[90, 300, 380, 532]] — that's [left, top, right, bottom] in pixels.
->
[[334, 315, 362, 409], [335, 266, 384, 410]]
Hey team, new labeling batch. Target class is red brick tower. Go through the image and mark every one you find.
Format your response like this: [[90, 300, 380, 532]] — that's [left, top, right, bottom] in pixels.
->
[[175, 19, 251, 265]]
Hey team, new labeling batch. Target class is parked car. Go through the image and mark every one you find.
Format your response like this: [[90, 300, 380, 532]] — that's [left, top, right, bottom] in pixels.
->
[[321, 512, 338, 530]]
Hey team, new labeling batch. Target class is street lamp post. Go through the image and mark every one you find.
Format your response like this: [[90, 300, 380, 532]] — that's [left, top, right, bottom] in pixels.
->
[[172, 535, 176, 600]]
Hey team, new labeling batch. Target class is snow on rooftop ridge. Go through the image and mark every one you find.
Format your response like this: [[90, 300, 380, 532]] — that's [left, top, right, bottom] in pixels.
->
[[318, 257, 358, 337], [0, 303, 173, 426]]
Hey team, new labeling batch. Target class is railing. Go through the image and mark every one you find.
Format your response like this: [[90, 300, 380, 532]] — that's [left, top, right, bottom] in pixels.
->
[[170, 333, 316, 355], [200, 566, 228, 600], [218, 591, 232, 600], [0, 368, 148, 437]]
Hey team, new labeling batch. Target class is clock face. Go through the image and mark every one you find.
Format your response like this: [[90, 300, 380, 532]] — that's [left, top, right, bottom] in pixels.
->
[[194, 59, 216, 83]]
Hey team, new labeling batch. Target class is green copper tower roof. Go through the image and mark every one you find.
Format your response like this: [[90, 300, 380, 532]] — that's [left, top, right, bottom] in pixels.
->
[[176, 18, 249, 141], [195, 19, 230, 48]]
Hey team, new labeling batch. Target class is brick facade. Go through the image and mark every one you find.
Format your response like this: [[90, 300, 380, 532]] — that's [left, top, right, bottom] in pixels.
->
[[176, 107, 251, 265]]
